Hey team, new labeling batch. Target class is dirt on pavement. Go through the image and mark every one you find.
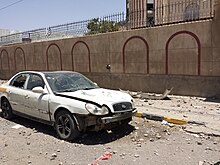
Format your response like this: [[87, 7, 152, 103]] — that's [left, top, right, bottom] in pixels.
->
[[0, 94, 220, 165]]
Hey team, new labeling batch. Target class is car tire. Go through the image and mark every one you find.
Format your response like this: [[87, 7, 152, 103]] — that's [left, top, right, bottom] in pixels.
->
[[1, 98, 13, 119], [55, 110, 79, 141]]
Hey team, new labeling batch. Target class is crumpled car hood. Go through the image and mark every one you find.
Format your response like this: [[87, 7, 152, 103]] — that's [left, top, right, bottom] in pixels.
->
[[58, 88, 132, 106]]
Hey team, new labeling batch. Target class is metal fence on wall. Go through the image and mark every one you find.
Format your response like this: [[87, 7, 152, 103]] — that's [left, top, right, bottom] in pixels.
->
[[0, 12, 126, 46], [0, 0, 214, 46]]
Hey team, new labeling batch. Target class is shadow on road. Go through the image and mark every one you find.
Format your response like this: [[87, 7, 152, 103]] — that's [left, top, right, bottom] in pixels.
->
[[0, 112, 135, 145], [74, 124, 134, 145], [204, 96, 220, 103]]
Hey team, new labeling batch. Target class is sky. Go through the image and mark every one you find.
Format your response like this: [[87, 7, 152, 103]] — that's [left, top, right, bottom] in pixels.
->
[[0, 0, 126, 31]]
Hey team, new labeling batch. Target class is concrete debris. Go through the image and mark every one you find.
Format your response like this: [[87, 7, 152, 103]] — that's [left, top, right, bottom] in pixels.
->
[[205, 147, 213, 151], [50, 153, 57, 160], [156, 133, 162, 139], [32, 128, 38, 133], [161, 120, 169, 125], [154, 152, 159, 156], [144, 134, 148, 137], [11, 124, 24, 129], [112, 151, 117, 154], [134, 154, 140, 158], [197, 141, 202, 145], [120, 153, 126, 157], [137, 143, 141, 147], [150, 138, 154, 142], [119, 88, 173, 100], [198, 161, 204, 165], [119, 89, 141, 98]]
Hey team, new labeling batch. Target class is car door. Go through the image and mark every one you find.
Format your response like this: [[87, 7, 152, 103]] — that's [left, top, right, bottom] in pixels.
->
[[8, 73, 30, 114], [25, 74, 50, 121]]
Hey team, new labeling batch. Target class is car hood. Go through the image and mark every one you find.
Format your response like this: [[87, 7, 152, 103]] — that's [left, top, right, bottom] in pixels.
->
[[57, 88, 132, 106]]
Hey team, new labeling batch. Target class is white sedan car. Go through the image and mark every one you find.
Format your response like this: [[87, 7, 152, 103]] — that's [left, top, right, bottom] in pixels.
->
[[0, 71, 136, 140]]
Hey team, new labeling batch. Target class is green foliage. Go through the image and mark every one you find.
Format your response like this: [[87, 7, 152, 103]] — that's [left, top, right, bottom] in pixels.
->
[[86, 18, 119, 35]]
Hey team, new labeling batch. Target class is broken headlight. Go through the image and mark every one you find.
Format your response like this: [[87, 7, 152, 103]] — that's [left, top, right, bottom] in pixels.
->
[[85, 104, 109, 115]]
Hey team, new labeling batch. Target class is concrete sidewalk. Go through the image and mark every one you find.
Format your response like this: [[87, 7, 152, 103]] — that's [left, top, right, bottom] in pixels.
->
[[134, 95, 220, 136]]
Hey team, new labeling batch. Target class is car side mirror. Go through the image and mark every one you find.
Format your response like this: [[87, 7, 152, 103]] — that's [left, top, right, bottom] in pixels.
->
[[32, 86, 47, 94]]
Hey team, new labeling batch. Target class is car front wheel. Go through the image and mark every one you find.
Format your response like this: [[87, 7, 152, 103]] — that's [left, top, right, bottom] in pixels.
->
[[55, 110, 79, 141], [1, 99, 13, 119]]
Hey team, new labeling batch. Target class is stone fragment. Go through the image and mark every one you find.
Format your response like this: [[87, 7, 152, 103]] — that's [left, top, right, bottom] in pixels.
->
[[137, 144, 141, 147], [144, 134, 148, 137], [156, 133, 161, 139], [32, 128, 37, 133], [112, 151, 117, 154], [134, 154, 139, 158], [50, 153, 57, 160], [205, 147, 212, 151], [154, 152, 159, 156], [197, 141, 202, 145], [27, 132, 32, 136], [198, 161, 204, 165]]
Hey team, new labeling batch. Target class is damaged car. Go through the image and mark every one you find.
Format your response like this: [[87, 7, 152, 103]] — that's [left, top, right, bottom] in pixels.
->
[[0, 71, 136, 140]]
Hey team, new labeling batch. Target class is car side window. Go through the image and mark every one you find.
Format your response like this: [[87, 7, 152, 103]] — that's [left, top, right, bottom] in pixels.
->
[[10, 74, 29, 89], [27, 74, 45, 90]]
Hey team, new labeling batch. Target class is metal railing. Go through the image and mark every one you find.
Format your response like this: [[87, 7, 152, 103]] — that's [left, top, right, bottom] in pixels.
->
[[0, 0, 215, 46], [0, 12, 126, 46]]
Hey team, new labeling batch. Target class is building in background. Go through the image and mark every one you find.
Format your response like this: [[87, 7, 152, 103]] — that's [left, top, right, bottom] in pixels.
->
[[154, 0, 214, 25], [126, 0, 214, 28], [0, 29, 20, 37], [0, 29, 21, 45], [126, 0, 154, 29], [0, 29, 10, 37]]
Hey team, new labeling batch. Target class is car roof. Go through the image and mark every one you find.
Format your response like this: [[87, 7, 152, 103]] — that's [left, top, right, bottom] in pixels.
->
[[17, 71, 78, 74]]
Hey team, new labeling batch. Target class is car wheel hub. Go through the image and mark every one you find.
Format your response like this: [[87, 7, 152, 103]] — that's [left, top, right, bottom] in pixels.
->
[[57, 116, 71, 137]]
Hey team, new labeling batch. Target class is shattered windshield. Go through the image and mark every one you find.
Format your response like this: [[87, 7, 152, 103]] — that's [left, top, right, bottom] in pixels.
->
[[44, 72, 99, 93]]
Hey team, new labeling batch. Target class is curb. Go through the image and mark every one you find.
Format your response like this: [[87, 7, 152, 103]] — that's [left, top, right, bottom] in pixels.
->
[[134, 111, 204, 125]]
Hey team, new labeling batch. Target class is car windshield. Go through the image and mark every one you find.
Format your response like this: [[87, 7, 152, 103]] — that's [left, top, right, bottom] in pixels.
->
[[44, 72, 99, 93]]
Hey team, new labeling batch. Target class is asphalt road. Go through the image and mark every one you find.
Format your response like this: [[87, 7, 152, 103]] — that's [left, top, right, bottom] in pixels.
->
[[0, 94, 220, 165]]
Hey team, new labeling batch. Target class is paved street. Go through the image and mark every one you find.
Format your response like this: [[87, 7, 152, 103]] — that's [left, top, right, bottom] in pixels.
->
[[0, 94, 220, 165]]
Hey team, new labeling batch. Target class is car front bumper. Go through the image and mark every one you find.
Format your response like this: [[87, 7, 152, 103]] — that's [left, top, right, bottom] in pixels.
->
[[100, 109, 136, 124]]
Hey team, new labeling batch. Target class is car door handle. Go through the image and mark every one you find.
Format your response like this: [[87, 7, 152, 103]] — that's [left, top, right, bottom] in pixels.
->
[[25, 95, 30, 99]]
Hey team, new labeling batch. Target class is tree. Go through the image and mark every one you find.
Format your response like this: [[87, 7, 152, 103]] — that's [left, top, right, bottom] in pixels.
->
[[86, 18, 119, 35]]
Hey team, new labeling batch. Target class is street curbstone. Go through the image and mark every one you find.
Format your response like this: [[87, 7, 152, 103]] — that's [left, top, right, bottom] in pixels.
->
[[163, 116, 188, 125], [134, 111, 202, 125]]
